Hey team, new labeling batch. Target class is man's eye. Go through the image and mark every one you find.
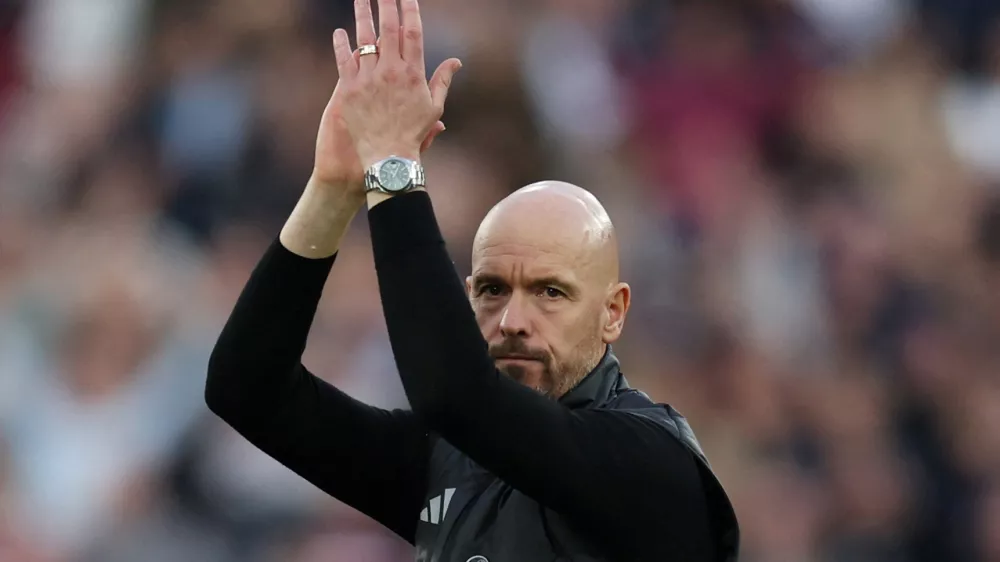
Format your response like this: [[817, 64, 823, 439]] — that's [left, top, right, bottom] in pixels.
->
[[543, 287, 564, 299], [480, 284, 503, 296]]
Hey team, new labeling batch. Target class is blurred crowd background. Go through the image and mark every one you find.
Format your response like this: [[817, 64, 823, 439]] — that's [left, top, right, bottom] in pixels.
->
[[1, 0, 1000, 560]]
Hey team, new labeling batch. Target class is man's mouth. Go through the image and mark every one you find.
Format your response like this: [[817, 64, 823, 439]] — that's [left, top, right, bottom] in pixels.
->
[[496, 356, 541, 363]]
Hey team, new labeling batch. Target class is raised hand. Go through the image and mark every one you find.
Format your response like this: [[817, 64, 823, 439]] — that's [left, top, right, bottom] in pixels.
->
[[312, 0, 449, 194], [331, 0, 463, 171]]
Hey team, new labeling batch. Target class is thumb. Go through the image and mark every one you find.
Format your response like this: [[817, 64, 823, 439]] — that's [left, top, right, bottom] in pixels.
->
[[421, 121, 446, 153], [429, 58, 463, 113]]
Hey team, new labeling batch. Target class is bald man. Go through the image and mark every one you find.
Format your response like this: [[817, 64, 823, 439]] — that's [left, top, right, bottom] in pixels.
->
[[207, 179, 739, 562], [207, 0, 737, 559]]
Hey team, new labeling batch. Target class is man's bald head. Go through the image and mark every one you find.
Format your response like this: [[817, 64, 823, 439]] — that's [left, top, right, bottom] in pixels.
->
[[467, 181, 630, 398], [473, 181, 620, 288]]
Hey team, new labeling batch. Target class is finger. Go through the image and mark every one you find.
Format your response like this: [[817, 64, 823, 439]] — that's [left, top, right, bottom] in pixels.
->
[[377, 0, 400, 58], [429, 58, 462, 111], [420, 133, 435, 153], [333, 29, 358, 80], [400, 0, 425, 74], [354, 0, 378, 73], [421, 120, 445, 152], [421, 123, 444, 152]]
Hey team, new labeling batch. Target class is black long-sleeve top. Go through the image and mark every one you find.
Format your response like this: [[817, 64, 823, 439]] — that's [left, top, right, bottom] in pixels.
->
[[205, 191, 716, 558]]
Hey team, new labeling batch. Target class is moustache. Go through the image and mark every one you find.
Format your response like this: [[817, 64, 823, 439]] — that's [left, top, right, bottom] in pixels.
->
[[488, 339, 550, 364]]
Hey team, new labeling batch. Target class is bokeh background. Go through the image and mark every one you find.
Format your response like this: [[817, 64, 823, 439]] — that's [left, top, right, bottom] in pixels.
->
[[1, 0, 1000, 560]]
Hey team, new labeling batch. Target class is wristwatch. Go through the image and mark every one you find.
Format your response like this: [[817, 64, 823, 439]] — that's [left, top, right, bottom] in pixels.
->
[[364, 156, 426, 194]]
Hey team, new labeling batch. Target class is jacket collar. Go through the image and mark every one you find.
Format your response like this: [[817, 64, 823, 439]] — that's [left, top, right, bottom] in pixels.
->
[[559, 346, 627, 409]]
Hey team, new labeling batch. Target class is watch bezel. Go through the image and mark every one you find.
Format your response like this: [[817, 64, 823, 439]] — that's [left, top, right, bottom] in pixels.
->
[[365, 156, 425, 194], [377, 157, 414, 192]]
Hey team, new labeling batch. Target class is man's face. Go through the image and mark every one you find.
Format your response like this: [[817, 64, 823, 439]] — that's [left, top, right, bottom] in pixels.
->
[[467, 235, 618, 397]]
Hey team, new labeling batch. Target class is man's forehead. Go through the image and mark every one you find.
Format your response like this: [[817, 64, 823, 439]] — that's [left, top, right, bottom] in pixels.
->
[[474, 211, 600, 260], [474, 231, 588, 257], [472, 257, 577, 278], [473, 226, 595, 260], [470, 182, 619, 287], [471, 241, 592, 284]]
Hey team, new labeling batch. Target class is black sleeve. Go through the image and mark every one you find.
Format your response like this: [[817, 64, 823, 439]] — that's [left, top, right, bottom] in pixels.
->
[[205, 238, 429, 543], [368, 192, 714, 558]]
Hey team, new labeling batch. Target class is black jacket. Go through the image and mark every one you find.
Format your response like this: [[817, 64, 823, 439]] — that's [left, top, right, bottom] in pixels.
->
[[413, 350, 739, 562], [206, 192, 740, 562]]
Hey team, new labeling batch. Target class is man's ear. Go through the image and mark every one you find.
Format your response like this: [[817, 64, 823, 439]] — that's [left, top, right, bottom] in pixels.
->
[[466, 276, 474, 299], [602, 282, 631, 344]]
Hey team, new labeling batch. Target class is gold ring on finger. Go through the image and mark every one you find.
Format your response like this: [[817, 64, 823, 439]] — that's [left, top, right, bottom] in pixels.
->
[[359, 44, 378, 56]]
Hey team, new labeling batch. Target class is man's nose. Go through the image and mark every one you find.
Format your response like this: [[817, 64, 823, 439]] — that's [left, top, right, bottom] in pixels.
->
[[499, 294, 531, 338]]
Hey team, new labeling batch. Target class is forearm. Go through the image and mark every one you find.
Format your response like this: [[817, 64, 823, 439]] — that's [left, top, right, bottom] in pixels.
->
[[209, 176, 353, 411], [206, 236, 336, 414], [207, 221, 430, 542], [280, 176, 365, 258], [368, 191, 496, 418]]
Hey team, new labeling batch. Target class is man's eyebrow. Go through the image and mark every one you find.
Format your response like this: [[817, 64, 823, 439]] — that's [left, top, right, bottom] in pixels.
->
[[471, 273, 506, 287], [531, 276, 574, 290], [472, 273, 574, 286]]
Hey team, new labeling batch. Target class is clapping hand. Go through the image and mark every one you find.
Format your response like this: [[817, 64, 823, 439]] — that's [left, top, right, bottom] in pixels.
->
[[311, 0, 458, 197], [289, 0, 459, 255], [331, 0, 462, 175]]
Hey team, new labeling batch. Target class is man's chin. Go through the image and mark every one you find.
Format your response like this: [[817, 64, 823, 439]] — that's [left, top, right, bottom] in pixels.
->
[[497, 362, 529, 382], [497, 362, 555, 395]]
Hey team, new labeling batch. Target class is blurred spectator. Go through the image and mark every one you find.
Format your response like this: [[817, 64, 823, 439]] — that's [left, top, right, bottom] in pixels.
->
[[3, 268, 207, 559]]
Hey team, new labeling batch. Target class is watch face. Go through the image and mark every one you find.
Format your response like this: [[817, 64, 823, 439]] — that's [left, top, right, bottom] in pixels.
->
[[378, 158, 412, 192]]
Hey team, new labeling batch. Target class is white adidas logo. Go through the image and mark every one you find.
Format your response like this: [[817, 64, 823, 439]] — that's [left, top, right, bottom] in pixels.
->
[[420, 488, 456, 525]]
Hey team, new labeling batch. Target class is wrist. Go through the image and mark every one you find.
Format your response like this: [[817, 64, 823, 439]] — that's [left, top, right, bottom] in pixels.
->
[[306, 174, 366, 209], [361, 148, 422, 170], [361, 150, 426, 209], [280, 177, 365, 258], [366, 186, 426, 209]]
